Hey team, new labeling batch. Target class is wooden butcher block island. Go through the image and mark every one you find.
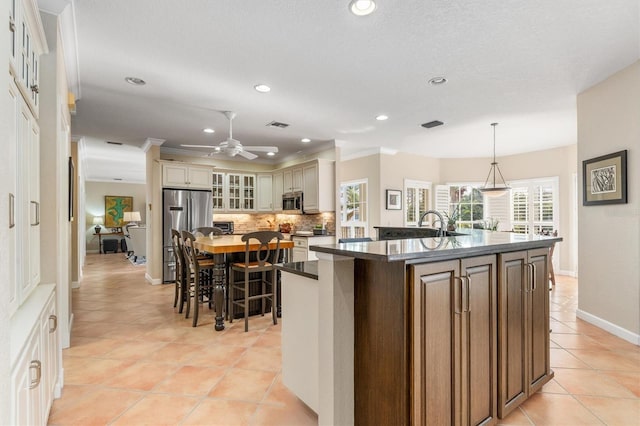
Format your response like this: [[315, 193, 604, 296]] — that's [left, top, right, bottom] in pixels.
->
[[303, 229, 562, 426]]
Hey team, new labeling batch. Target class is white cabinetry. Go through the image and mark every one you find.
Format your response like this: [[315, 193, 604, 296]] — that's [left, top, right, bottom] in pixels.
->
[[227, 173, 256, 211], [162, 163, 213, 189], [212, 172, 225, 211], [257, 174, 273, 211], [292, 236, 335, 261], [283, 168, 303, 193], [272, 172, 283, 212], [302, 160, 334, 213], [11, 285, 59, 426]]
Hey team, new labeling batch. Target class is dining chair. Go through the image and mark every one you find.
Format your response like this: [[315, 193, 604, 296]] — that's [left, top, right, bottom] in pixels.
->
[[170, 229, 187, 312], [182, 230, 218, 327], [192, 226, 225, 237], [229, 231, 284, 332]]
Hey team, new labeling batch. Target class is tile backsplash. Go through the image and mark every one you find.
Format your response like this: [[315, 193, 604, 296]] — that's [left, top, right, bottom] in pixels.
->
[[214, 212, 335, 235]]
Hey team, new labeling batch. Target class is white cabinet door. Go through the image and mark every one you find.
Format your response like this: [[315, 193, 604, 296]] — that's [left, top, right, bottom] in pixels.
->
[[162, 164, 189, 187], [292, 168, 303, 192], [212, 172, 225, 211], [29, 119, 40, 290], [8, 78, 20, 316], [272, 172, 283, 212], [18, 102, 34, 301], [40, 294, 57, 419], [242, 174, 256, 210], [283, 170, 293, 193], [257, 174, 273, 211], [188, 166, 213, 189], [227, 174, 242, 210], [303, 164, 319, 212], [12, 326, 42, 426]]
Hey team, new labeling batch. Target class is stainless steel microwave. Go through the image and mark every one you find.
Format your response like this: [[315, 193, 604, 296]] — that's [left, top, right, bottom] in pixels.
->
[[282, 191, 304, 214]]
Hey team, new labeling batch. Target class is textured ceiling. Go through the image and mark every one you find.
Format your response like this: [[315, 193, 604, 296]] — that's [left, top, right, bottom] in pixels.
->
[[64, 0, 639, 182]]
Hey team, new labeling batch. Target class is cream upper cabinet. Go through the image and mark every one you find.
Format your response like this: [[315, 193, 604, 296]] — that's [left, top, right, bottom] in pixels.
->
[[283, 168, 303, 193], [212, 172, 225, 211], [302, 160, 335, 213], [257, 174, 273, 212], [272, 172, 283, 212], [226, 173, 256, 211], [162, 163, 213, 189]]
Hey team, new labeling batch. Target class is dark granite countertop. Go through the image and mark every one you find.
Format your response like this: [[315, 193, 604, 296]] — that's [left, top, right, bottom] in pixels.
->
[[310, 229, 562, 263], [276, 261, 318, 280]]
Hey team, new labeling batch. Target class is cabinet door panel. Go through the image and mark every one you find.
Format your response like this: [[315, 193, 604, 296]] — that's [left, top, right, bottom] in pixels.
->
[[411, 261, 459, 426], [462, 256, 497, 426], [528, 249, 550, 393], [498, 252, 528, 417]]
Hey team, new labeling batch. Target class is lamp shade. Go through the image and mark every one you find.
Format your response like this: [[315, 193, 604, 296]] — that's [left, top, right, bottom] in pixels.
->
[[123, 211, 141, 222], [92, 216, 104, 225]]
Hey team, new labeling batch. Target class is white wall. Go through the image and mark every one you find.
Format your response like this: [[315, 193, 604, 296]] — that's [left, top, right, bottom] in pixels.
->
[[577, 60, 640, 342], [84, 181, 146, 252]]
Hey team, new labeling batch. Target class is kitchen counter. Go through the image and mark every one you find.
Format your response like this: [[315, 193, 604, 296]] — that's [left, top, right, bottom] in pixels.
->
[[311, 229, 561, 262], [276, 261, 318, 280], [285, 230, 562, 425]]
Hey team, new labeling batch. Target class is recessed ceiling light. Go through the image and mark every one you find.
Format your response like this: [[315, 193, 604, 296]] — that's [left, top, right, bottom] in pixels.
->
[[254, 84, 271, 93], [267, 152, 276, 156], [349, 0, 377, 16], [375, 114, 389, 121], [203, 128, 215, 134], [124, 76, 146, 86], [428, 76, 448, 85], [301, 138, 311, 143]]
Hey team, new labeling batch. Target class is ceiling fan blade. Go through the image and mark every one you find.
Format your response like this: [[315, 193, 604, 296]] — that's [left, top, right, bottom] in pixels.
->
[[237, 150, 258, 160], [181, 144, 222, 149], [242, 146, 279, 152]]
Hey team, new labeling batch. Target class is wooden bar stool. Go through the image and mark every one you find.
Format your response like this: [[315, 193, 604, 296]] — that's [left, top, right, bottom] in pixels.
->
[[182, 230, 220, 327]]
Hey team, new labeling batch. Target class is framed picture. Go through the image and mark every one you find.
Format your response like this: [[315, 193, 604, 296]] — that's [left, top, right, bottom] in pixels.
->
[[68, 157, 74, 222], [105, 196, 133, 227], [583, 150, 627, 206], [386, 189, 402, 210]]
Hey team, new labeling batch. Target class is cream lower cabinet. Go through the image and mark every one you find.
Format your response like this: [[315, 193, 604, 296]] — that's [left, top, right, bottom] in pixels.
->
[[498, 248, 551, 418], [410, 255, 497, 426], [11, 284, 59, 426]]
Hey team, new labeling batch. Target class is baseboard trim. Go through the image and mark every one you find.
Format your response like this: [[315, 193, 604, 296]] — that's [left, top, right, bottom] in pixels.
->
[[145, 273, 162, 285], [54, 367, 64, 399], [87, 249, 99, 254], [71, 280, 80, 289], [576, 309, 640, 346]]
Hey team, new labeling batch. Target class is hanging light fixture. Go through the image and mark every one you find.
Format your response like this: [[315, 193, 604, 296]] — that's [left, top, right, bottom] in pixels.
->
[[479, 123, 509, 197]]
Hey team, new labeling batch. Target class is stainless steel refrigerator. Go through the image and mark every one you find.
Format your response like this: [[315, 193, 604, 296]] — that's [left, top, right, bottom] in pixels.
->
[[162, 188, 212, 282]]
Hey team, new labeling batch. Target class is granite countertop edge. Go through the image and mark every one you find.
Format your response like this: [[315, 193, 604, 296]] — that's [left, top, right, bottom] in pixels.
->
[[275, 261, 319, 280]]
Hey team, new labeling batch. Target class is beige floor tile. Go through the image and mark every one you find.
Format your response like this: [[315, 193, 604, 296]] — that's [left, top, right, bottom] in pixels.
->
[[105, 361, 180, 391], [569, 349, 640, 371], [65, 336, 124, 357], [187, 345, 247, 368], [540, 378, 568, 395], [235, 346, 282, 372], [153, 365, 227, 395], [550, 348, 591, 369], [182, 399, 259, 426], [550, 333, 608, 350], [110, 393, 199, 426], [601, 370, 640, 398], [102, 340, 167, 360], [553, 368, 637, 398], [63, 357, 135, 385], [209, 368, 277, 402], [251, 403, 317, 426], [263, 374, 309, 408], [145, 342, 204, 364], [48, 388, 143, 425], [575, 395, 640, 425], [520, 393, 603, 425], [253, 331, 283, 348], [497, 407, 533, 425]]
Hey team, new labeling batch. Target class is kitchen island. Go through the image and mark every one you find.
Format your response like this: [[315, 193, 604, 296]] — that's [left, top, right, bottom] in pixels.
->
[[287, 230, 561, 426]]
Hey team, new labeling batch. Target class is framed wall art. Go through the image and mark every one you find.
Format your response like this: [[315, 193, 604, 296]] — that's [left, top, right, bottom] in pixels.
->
[[386, 189, 402, 210], [582, 150, 627, 206], [105, 196, 133, 227]]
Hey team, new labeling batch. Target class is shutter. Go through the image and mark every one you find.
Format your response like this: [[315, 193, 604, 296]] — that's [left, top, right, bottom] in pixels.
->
[[485, 192, 510, 231], [511, 187, 529, 233], [435, 185, 450, 214]]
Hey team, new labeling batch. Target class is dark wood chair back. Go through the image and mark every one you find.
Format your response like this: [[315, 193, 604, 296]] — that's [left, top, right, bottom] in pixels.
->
[[192, 227, 224, 237], [241, 231, 284, 267]]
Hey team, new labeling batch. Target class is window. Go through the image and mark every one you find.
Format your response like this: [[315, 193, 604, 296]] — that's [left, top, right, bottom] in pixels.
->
[[404, 180, 431, 226], [340, 179, 368, 238], [510, 178, 558, 234], [444, 185, 485, 229]]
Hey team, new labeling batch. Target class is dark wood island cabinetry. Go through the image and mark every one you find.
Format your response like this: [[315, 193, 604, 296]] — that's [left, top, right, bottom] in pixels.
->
[[303, 230, 560, 426]]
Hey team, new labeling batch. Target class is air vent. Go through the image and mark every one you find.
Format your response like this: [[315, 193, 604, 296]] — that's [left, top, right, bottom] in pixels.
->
[[421, 120, 444, 129], [113, 178, 123, 181], [266, 121, 290, 129], [106, 141, 123, 145]]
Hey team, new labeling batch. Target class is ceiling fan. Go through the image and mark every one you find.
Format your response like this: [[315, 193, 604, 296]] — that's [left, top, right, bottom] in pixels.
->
[[181, 111, 278, 160]]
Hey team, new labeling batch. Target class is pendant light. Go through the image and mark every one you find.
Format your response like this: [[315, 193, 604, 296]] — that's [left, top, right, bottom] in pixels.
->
[[479, 123, 509, 197]]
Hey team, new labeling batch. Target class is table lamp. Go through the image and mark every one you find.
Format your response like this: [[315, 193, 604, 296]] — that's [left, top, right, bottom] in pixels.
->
[[123, 211, 141, 227], [93, 216, 103, 234]]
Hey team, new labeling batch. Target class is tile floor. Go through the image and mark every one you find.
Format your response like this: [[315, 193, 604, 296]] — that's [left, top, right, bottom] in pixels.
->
[[48, 255, 639, 425]]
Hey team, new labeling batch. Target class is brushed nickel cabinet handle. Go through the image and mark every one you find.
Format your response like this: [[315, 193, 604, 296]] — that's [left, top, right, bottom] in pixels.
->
[[453, 276, 464, 315], [49, 314, 58, 333], [530, 262, 537, 291], [30, 201, 40, 226], [464, 276, 471, 313], [9, 193, 15, 228], [29, 360, 42, 389], [9, 18, 15, 33]]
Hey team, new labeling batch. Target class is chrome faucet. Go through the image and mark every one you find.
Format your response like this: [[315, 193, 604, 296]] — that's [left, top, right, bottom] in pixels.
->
[[418, 210, 445, 237]]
